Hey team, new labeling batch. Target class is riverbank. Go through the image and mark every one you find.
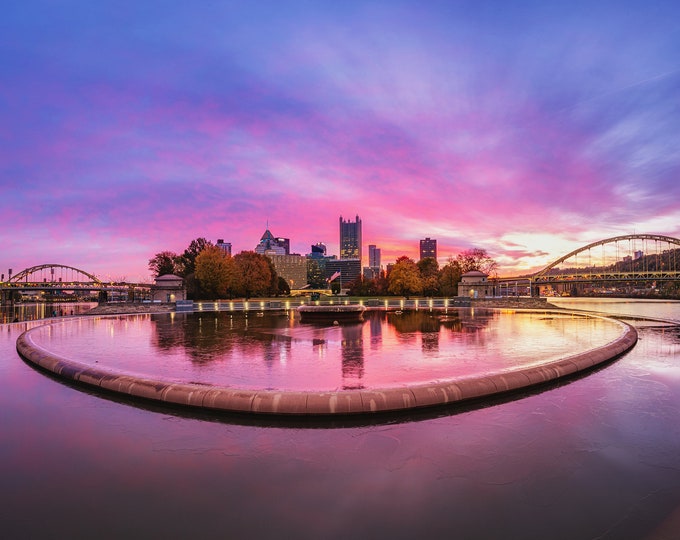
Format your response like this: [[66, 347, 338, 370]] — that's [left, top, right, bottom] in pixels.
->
[[83, 303, 175, 316], [470, 297, 560, 309], [83, 297, 558, 317]]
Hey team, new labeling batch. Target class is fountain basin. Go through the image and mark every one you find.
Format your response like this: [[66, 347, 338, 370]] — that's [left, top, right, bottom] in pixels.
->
[[16, 309, 638, 416]]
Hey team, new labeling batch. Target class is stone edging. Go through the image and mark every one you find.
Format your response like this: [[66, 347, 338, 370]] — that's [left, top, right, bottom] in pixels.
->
[[16, 311, 638, 416]]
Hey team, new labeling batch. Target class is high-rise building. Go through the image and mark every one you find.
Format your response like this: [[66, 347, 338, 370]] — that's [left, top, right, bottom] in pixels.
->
[[269, 254, 307, 290], [339, 215, 362, 262], [275, 237, 290, 255], [310, 243, 327, 257], [368, 244, 381, 269], [255, 229, 286, 255], [216, 239, 232, 256], [325, 259, 361, 286], [420, 237, 437, 260]]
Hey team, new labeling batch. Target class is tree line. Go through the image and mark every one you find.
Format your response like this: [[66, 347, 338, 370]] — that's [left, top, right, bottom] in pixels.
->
[[149, 238, 497, 300], [148, 238, 289, 300], [346, 248, 498, 297]]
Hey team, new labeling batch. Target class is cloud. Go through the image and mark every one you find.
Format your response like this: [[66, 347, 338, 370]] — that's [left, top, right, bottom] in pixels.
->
[[1, 1, 679, 279]]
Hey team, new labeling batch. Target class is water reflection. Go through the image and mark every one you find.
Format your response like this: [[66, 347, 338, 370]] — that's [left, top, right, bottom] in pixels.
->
[[340, 323, 364, 389], [148, 310, 485, 389], [0, 301, 97, 323], [4, 299, 680, 539], [32, 308, 625, 391]]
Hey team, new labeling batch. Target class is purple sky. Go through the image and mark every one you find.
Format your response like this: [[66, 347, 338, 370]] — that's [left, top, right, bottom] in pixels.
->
[[2, 1, 679, 282]]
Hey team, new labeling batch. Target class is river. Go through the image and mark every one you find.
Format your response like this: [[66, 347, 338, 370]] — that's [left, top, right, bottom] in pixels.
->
[[1, 298, 679, 539], [0, 301, 97, 323]]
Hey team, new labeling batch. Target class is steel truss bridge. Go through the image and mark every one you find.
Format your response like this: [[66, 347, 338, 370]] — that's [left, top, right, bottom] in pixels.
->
[[0, 264, 150, 301], [499, 234, 680, 295]]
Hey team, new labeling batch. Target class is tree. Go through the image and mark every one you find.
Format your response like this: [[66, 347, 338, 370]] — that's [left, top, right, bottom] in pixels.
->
[[347, 276, 370, 296], [388, 256, 423, 297], [456, 248, 498, 276], [306, 259, 326, 289], [233, 251, 272, 299], [438, 258, 462, 297], [148, 251, 180, 277], [194, 245, 238, 299], [277, 276, 290, 296], [417, 257, 440, 296], [178, 237, 213, 277], [263, 256, 280, 296]]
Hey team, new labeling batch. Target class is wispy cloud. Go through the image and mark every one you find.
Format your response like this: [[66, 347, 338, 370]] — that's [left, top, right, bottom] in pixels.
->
[[1, 0, 679, 279]]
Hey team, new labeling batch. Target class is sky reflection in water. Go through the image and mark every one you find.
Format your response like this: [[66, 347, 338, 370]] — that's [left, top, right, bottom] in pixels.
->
[[30, 309, 623, 390], [3, 301, 680, 538]]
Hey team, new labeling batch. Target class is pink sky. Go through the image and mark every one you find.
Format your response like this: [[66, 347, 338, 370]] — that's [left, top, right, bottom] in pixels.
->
[[2, 1, 679, 282]]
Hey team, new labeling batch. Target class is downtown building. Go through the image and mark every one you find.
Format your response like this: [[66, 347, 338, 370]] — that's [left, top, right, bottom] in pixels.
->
[[339, 215, 362, 262], [364, 244, 382, 279], [331, 215, 362, 285], [255, 228, 307, 290], [269, 255, 307, 290], [420, 237, 437, 260]]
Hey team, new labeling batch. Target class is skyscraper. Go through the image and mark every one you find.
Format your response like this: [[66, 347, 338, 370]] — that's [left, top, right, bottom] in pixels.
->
[[368, 244, 381, 269], [420, 237, 437, 260], [255, 228, 286, 255], [339, 215, 362, 262]]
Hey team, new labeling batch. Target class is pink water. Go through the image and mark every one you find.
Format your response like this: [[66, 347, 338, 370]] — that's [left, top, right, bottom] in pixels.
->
[[30, 309, 625, 391]]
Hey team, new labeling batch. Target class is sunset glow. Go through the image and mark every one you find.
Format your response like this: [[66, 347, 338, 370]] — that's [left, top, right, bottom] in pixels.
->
[[2, 1, 679, 281]]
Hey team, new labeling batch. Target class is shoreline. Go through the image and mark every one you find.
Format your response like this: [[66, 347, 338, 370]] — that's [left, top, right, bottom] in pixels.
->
[[82, 296, 559, 317]]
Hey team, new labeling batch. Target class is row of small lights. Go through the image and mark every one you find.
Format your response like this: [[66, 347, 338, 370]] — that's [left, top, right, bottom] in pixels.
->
[[193, 298, 455, 311]]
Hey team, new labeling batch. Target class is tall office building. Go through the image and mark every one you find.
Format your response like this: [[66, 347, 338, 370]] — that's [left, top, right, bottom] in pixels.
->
[[420, 237, 437, 260], [269, 254, 307, 290], [255, 229, 286, 255], [275, 237, 290, 255], [339, 215, 362, 262], [368, 244, 381, 269], [364, 244, 382, 280]]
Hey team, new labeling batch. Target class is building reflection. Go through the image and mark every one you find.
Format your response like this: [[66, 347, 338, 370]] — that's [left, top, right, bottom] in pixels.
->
[[148, 309, 494, 381], [340, 322, 365, 389], [150, 312, 292, 365]]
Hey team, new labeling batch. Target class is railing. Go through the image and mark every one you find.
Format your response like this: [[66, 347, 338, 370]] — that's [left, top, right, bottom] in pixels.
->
[[532, 270, 680, 284], [179, 297, 471, 313]]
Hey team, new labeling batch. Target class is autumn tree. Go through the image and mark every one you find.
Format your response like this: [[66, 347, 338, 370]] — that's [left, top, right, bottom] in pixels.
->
[[233, 251, 272, 299], [347, 276, 370, 296], [277, 276, 290, 296], [417, 257, 440, 296], [438, 258, 462, 297], [194, 245, 238, 299], [178, 237, 213, 277], [388, 256, 423, 297], [263, 256, 281, 296], [456, 248, 498, 276], [148, 251, 180, 277], [306, 259, 326, 289]]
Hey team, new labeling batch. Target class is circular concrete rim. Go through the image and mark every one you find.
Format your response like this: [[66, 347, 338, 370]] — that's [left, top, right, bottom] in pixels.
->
[[16, 310, 638, 416]]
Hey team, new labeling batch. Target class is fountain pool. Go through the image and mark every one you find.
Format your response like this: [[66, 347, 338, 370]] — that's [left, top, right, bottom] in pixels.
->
[[16, 308, 636, 415]]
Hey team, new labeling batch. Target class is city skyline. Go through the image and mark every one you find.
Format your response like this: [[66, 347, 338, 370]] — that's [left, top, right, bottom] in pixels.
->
[[2, 1, 679, 281]]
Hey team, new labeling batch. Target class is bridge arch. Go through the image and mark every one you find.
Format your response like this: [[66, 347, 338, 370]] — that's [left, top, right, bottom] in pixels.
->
[[534, 234, 680, 278], [9, 264, 102, 284]]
